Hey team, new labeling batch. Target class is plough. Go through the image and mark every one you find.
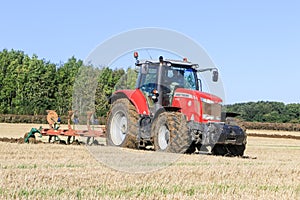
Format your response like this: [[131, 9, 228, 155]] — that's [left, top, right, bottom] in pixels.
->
[[24, 110, 106, 144]]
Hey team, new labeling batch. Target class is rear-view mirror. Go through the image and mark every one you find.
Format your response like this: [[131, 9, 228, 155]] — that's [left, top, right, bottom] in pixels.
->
[[213, 70, 218, 82]]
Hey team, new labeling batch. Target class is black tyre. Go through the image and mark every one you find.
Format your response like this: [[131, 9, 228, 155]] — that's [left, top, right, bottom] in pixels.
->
[[211, 144, 228, 156], [186, 141, 206, 154], [152, 112, 191, 153], [212, 144, 245, 156], [185, 142, 196, 154], [227, 144, 245, 156], [106, 99, 138, 148]]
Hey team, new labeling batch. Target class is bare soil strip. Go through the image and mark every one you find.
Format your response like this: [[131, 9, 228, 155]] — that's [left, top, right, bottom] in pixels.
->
[[246, 129, 300, 136], [247, 133, 300, 140]]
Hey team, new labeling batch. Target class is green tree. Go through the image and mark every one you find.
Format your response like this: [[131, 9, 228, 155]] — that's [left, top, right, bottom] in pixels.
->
[[226, 101, 300, 123], [285, 103, 300, 123], [95, 67, 114, 117], [22, 55, 57, 115], [72, 65, 100, 120], [114, 68, 137, 90], [0, 49, 26, 114], [55, 56, 81, 115]]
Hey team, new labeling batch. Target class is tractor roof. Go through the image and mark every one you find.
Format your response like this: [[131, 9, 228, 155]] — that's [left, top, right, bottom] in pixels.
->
[[137, 59, 199, 69]]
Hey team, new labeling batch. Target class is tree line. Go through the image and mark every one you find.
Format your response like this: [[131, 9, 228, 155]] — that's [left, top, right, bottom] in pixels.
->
[[1, 49, 299, 123], [226, 101, 300, 123], [0, 49, 137, 117]]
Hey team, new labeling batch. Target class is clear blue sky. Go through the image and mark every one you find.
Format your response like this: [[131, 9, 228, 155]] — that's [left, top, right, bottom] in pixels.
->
[[1, 0, 299, 104]]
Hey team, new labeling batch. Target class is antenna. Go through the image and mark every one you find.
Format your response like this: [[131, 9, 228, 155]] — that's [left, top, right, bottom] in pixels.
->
[[146, 49, 153, 60]]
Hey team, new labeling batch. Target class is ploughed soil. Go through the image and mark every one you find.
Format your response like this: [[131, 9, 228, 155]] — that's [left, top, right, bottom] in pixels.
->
[[247, 133, 300, 140], [0, 137, 26, 144], [0, 137, 47, 144]]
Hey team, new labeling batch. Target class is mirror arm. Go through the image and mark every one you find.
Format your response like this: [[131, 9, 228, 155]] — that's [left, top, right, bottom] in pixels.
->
[[197, 67, 218, 72]]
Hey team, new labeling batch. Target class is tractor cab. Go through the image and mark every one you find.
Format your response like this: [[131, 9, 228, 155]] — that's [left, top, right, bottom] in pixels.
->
[[136, 58, 199, 107]]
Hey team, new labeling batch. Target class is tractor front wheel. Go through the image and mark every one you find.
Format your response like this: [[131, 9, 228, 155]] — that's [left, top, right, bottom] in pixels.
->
[[152, 112, 191, 153], [106, 99, 138, 148]]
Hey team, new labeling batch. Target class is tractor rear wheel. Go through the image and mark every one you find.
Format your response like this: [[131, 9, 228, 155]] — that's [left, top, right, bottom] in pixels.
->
[[152, 112, 191, 153], [106, 99, 138, 148]]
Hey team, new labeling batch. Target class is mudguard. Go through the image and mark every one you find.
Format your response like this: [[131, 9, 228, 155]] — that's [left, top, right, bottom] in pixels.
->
[[109, 89, 150, 115]]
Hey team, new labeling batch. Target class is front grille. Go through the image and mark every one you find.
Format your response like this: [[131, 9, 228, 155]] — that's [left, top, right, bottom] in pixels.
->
[[202, 100, 221, 121]]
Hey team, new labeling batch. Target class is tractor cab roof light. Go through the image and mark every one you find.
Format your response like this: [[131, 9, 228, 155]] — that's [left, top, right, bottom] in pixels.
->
[[134, 52, 139, 65], [134, 52, 139, 59]]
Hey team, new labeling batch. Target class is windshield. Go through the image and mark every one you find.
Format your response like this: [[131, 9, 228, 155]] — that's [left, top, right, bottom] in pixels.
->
[[162, 67, 197, 90], [137, 64, 198, 92]]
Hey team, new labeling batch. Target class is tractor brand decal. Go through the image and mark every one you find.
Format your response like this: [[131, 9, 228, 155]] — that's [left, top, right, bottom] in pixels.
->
[[174, 92, 196, 99]]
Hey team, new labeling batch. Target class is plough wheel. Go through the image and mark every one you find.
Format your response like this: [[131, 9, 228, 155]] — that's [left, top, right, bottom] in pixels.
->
[[48, 136, 66, 144], [86, 137, 99, 145]]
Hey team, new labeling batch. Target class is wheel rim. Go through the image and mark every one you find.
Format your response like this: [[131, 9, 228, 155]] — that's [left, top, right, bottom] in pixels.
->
[[158, 125, 170, 150], [110, 110, 128, 145]]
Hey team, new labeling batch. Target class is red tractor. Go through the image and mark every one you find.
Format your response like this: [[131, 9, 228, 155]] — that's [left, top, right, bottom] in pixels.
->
[[106, 52, 246, 155]]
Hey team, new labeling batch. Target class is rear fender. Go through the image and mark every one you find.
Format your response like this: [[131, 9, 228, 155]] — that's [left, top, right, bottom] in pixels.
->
[[109, 89, 150, 115]]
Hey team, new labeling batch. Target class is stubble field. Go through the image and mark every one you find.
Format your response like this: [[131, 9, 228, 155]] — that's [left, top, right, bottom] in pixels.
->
[[0, 123, 300, 199]]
